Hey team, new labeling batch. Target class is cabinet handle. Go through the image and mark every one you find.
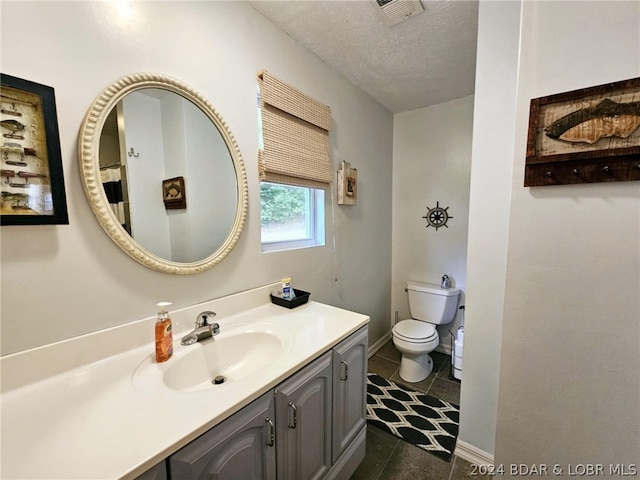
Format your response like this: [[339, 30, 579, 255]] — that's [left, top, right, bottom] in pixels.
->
[[340, 360, 349, 381], [265, 417, 275, 446], [288, 402, 297, 429]]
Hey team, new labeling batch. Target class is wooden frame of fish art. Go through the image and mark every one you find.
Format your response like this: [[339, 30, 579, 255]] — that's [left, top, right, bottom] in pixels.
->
[[0, 73, 68, 224], [525, 76, 640, 187]]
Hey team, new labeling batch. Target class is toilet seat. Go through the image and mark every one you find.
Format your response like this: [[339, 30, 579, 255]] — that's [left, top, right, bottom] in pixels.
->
[[393, 319, 437, 343]]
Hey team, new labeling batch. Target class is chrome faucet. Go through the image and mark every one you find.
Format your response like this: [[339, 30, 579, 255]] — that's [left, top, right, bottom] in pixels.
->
[[181, 311, 219, 346]]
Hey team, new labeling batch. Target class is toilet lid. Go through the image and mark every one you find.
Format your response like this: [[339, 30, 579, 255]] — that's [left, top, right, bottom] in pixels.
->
[[394, 319, 437, 341]]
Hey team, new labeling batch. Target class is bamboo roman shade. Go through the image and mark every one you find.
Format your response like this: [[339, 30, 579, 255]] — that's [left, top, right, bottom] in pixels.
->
[[258, 71, 333, 189]]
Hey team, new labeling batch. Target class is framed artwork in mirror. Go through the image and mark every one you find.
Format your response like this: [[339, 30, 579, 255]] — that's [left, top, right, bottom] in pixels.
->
[[162, 176, 186, 210], [0, 73, 68, 225]]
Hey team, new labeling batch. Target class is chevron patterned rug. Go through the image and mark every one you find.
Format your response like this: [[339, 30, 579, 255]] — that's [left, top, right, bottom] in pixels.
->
[[366, 373, 460, 461]]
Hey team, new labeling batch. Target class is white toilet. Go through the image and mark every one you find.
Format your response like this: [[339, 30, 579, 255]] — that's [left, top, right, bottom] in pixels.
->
[[392, 280, 460, 383]]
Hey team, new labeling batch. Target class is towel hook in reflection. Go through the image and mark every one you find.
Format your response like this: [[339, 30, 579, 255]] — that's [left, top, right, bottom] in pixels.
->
[[128, 147, 140, 158]]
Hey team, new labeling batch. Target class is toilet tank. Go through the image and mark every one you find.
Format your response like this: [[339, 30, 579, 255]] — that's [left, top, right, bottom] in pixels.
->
[[406, 280, 460, 325]]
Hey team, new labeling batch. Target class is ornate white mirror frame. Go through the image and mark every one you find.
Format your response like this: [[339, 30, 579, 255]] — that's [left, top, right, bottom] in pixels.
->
[[78, 73, 248, 274]]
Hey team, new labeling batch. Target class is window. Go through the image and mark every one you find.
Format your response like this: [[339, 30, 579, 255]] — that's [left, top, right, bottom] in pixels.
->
[[257, 71, 332, 252], [260, 182, 325, 251]]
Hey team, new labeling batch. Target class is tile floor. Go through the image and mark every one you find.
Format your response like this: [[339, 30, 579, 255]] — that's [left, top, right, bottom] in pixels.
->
[[351, 340, 490, 480]]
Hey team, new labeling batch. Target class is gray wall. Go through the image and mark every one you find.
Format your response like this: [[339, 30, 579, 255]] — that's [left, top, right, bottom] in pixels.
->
[[495, 0, 640, 467], [0, 1, 393, 355], [392, 96, 474, 351], [458, 0, 521, 457], [461, 0, 640, 463]]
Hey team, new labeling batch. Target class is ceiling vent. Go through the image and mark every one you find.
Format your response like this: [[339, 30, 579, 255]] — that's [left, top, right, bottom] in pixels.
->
[[374, 0, 424, 27]]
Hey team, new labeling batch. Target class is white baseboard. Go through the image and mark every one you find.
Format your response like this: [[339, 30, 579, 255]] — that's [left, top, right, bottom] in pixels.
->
[[454, 440, 494, 466], [369, 332, 454, 357], [368, 331, 392, 358], [435, 342, 452, 356]]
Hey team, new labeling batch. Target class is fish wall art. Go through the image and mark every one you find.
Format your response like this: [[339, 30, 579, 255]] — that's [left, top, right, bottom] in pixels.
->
[[525, 76, 640, 187], [544, 99, 640, 145]]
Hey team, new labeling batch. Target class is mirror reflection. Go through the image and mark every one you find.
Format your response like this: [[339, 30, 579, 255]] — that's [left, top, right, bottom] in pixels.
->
[[79, 73, 248, 274], [97, 88, 238, 263]]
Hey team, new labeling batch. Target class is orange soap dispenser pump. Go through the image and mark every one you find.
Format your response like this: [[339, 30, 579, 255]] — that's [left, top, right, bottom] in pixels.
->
[[155, 302, 174, 363]]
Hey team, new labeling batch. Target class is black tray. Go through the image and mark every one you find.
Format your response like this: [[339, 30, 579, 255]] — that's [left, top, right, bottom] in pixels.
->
[[270, 288, 310, 309]]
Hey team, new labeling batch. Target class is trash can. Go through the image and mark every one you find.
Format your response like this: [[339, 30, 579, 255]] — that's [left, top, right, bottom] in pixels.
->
[[452, 326, 463, 380]]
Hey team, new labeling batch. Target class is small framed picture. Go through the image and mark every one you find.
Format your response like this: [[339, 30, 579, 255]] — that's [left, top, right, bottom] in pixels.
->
[[337, 160, 357, 205], [1, 73, 68, 225], [162, 176, 186, 210]]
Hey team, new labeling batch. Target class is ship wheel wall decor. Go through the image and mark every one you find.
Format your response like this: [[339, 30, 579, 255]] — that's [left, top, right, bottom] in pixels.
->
[[422, 201, 453, 230]]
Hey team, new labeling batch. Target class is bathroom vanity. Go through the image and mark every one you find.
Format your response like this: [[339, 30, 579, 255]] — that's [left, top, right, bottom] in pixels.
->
[[0, 284, 369, 480], [165, 325, 367, 480]]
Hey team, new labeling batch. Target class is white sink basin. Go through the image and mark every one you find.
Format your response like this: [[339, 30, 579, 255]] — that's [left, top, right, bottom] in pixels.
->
[[132, 322, 294, 393]]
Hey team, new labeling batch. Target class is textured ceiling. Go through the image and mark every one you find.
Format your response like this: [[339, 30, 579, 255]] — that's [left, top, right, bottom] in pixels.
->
[[249, 0, 479, 113]]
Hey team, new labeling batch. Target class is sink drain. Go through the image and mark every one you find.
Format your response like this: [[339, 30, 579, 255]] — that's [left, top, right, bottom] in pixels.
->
[[212, 375, 226, 385]]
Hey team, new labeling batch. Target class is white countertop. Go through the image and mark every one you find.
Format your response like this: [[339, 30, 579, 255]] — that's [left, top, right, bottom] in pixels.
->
[[0, 285, 369, 480]]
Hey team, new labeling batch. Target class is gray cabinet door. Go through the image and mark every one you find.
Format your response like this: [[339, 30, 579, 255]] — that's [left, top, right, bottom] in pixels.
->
[[276, 350, 333, 480], [331, 326, 368, 463], [168, 390, 276, 480], [132, 460, 167, 480]]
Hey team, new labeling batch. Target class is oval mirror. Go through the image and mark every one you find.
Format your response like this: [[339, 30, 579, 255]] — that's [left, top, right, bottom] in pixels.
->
[[78, 73, 248, 274]]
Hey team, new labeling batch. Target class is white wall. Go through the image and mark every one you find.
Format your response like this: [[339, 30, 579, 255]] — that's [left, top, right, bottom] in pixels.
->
[[458, 0, 521, 457], [392, 96, 474, 348], [161, 92, 192, 262], [183, 98, 237, 260], [495, 0, 640, 467], [0, 1, 393, 355], [123, 92, 171, 259]]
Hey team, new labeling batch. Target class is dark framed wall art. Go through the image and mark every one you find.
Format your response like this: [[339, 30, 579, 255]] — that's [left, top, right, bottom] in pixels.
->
[[0, 73, 68, 225], [525, 76, 640, 187], [162, 176, 187, 210]]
